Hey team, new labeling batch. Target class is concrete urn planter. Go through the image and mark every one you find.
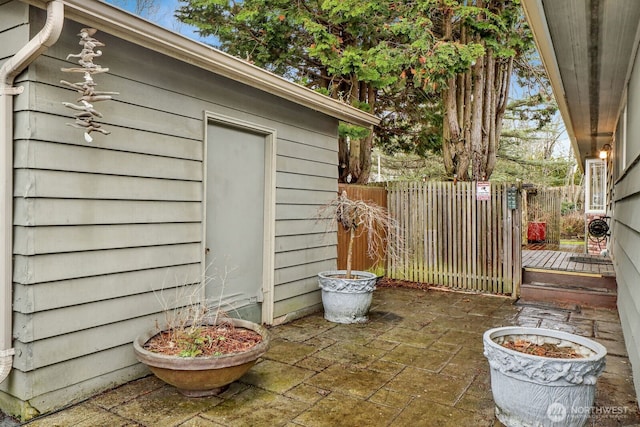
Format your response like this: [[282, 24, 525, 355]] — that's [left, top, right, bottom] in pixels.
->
[[483, 327, 607, 427], [133, 318, 270, 397], [318, 270, 378, 323]]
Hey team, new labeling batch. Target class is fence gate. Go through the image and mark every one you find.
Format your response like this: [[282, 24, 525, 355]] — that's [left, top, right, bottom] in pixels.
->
[[387, 181, 522, 296], [337, 184, 388, 273]]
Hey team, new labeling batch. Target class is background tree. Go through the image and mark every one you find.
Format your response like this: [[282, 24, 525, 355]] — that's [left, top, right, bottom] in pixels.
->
[[178, 0, 417, 183], [110, 0, 160, 18], [412, 1, 532, 181], [177, 0, 540, 182]]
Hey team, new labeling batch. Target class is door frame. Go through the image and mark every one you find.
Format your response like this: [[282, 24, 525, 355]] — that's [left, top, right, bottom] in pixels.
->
[[203, 111, 276, 325]]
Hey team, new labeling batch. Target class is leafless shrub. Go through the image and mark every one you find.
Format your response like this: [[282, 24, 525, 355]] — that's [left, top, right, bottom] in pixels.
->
[[317, 190, 405, 278]]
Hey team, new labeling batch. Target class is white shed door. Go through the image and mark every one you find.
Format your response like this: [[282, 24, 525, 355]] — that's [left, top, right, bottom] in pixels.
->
[[206, 122, 265, 320]]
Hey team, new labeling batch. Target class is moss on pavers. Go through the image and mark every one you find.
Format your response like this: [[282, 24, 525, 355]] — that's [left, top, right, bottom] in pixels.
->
[[284, 383, 329, 404], [264, 338, 318, 364], [305, 364, 395, 399], [313, 341, 386, 367], [179, 415, 224, 426], [19, 286, 640, 426], [293, 393, 398, 427], [428, 340, 461, 354], [368, 388, 413, 408], [295, 355, 335, 372], [385, 367, 473, 406], [92, 375, 165, 410], [439, 348, 487, 378], [110, 387, 221, 426], [200, 387, 308, 427], [388, 312, 438, 331], [438, 329, 485, 351], [378, 326, 439, 348], [382, 344, 453, 372], [465, 371, 492, 397], [318, 323, 387, 345], [365, 338, 399, 351], [25, 402, 137, 427], [393, 398, 492, 427], [366, 359, 406, 376], [272, 321, 331, 342], [240, 360, 315, 394], [454, 389, 496, 417]]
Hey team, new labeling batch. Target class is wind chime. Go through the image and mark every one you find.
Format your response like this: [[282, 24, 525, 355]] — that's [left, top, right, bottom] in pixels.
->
[[61, 28, 118, 143]]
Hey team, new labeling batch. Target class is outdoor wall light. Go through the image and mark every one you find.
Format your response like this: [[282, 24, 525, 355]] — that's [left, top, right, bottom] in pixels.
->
[[599, 143, 611, 159]]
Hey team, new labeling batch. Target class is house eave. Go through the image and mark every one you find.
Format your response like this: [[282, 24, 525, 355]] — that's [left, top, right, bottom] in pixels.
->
[[21, 0, 380, 128], [521, 0, 582, 171]]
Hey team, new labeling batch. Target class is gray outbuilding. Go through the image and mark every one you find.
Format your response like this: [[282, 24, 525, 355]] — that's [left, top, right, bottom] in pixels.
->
[[0, 0, 379, 418]]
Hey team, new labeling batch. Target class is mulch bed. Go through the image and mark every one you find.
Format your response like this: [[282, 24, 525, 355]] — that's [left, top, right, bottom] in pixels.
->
[[377, 277, 431, 290], [144, 325, 263, 357], [501, 339, 585, 359]]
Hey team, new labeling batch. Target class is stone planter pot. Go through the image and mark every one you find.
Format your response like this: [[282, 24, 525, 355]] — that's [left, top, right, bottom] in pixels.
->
[[317, 270, 378, 324], [133, 318, 270, 397], [483, 326, 607, 427]]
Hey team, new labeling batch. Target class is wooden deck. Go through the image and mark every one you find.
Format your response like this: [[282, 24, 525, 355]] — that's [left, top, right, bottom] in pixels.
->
[[522, 249, 615, 276]]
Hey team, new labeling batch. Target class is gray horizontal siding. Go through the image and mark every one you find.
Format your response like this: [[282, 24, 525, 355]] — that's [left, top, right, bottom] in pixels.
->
[[274, 260, 336, 287], [627, 46, 640, 168], [275, 219, 332, 237], [14, 264, 201, 313], [275, 246, 336, 270], [612, 40, 640, 399], [0, 1, 28, 31], [14, 139, 202, 180], [277, 172, 337, 192], [14, 170, 202, 200], [611, 239, 640, 393], [15, 111, 203, 160], [274, 292, 323, 321], [14, 223, 201, 255], [3, 5, 341, 411], [7, 344, 141, 401], [14, 288, 203, 342], [275, 234, 336, 253], [25, 364, 148, 414], [13, 315, 160, 370], [14, 199, 202, 226], [0, 1, 27, 61], [14, 244, 202, 285], [274, 276, 320, 301]]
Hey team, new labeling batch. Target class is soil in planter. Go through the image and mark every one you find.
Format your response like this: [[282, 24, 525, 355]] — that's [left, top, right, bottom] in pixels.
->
[[501, 339, 585, 359], [326, 274, 372, 279], [144, 324, 263, 357]]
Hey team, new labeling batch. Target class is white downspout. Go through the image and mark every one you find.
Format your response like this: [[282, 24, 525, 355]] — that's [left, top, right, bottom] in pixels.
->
[[0, 0, 64, 384]]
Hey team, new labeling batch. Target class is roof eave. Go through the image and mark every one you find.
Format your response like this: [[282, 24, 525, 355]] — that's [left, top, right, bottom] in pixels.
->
[[521, 0, 583, 171]]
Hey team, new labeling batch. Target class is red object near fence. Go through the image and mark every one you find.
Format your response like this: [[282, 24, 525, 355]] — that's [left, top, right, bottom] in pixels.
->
[[527, 222, 547, 243]]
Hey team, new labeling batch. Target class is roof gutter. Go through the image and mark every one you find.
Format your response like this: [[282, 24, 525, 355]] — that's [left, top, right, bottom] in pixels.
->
[[0, 0, 64, 384], [22, 0, 379, 128]]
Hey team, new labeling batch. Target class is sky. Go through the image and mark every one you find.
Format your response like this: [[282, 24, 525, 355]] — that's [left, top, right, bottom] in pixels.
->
[[103, 0, 218, 45]]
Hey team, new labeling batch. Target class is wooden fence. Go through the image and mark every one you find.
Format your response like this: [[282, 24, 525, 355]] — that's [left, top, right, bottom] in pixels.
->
[[337, 184, 388, 273], [523, 187, 562, 244], [386, 181, 521, 296]]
